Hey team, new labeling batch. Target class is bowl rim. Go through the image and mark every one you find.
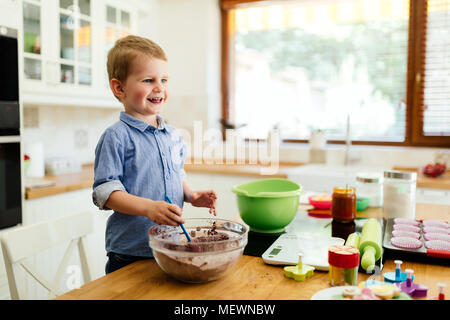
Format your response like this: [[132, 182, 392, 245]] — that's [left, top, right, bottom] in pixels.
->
[[148, 217, 249, 246], [232, 178, 303, 198]]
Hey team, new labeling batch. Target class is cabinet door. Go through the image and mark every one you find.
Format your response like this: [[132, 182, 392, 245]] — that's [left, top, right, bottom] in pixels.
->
[[102, 1, 136, 89], [20, 0, 138, 107], [57, 0, 93, 87], [22, 0, 44, 83], [21, 0, 63, 89]]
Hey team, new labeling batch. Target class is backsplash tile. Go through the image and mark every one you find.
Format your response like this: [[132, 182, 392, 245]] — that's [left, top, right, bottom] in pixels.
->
[[23, 106, 39, 128], [23, 105, 120, 164]]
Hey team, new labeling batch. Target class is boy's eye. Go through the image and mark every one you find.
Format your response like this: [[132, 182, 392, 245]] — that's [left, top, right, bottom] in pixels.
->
[[162, 79, 168, 84], [144, 79, 153, 83]]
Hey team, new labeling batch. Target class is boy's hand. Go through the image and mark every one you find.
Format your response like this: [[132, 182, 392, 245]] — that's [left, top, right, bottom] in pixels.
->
[[145, 200, 184, 226], [190, 190, 218, 216]]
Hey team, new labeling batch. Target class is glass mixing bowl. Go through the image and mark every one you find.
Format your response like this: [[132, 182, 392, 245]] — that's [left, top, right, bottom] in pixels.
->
[[148, 218, 248, 283]]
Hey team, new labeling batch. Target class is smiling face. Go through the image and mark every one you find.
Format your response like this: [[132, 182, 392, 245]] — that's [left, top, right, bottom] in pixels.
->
[[118, 54, 169, 125]]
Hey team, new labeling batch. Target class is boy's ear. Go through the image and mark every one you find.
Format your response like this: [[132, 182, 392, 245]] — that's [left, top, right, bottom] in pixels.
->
[[110, 78, 126, 99]]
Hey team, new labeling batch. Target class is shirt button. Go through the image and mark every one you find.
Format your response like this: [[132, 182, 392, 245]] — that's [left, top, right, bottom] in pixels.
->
[[166, 174, 170, 180]]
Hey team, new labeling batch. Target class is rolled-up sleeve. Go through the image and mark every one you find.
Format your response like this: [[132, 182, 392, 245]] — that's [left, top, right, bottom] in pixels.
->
[[92, 129, 127, 210]]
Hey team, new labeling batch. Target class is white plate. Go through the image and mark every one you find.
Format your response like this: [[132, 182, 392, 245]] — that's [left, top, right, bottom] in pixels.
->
[[311, 286, 359, 300]]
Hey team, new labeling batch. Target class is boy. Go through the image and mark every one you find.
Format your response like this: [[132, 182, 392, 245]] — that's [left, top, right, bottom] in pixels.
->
[[92, 35, 217, 274]]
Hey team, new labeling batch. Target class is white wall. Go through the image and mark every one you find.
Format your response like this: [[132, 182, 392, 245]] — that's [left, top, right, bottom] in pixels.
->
[[157, 0, 222, 134]]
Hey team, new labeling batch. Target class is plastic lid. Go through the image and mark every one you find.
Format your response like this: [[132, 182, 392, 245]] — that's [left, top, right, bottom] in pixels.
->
[[384, 170, 417, 181], [328, 245, 360, 268]]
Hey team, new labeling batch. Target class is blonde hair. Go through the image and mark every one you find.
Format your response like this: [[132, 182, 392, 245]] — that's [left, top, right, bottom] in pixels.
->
[[107, 35, 167, 83]]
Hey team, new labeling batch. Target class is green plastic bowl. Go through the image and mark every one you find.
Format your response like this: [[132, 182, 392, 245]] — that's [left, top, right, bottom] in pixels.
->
[[232, 178, 303, 233]]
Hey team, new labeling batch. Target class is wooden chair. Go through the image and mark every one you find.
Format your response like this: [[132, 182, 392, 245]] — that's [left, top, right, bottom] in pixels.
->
[[0, 211, 93, 300]]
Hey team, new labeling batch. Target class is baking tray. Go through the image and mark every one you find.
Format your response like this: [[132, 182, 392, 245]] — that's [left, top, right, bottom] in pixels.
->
[[382, 218, 450, 265]]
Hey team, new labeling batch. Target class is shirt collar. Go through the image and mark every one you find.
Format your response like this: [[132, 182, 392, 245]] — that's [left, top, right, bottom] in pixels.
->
[[120, 111, 166, 132]]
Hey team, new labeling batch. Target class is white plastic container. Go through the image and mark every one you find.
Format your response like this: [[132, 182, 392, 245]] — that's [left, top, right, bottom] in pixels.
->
[[356, 172, 383, 207], [383, 170, 417, 219]]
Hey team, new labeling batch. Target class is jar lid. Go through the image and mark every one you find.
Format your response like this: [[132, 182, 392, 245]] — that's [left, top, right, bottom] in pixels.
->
[[328, 245, 360, 268], [383, 170, 417, 181], [356, 172, 382, 183], [333, 186, 356, 195]]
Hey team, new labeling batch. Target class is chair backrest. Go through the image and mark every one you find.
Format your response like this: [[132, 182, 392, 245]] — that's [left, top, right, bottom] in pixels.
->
[[0, 211, 93, 300]]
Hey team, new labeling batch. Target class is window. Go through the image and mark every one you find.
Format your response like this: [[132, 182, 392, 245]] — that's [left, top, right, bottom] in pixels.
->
[[221, 0, 450, 147]]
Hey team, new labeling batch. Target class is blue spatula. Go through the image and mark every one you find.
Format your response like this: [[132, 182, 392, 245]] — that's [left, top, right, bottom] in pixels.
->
[[164, 195, 191, 242]]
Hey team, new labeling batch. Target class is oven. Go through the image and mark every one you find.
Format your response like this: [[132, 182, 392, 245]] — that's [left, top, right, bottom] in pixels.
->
[[0, 25, 22, 229], [0, 26, 20, 136], [0, 140, 22, 229]]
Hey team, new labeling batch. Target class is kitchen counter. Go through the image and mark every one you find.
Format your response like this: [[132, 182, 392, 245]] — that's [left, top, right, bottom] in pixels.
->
[[25, 164, 95, 200], [55, 202, 450, 300], [25, 162, 450, 200]]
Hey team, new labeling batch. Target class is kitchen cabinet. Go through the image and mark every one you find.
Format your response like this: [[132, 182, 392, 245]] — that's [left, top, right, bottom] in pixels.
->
[[0, 188, 110, 300], [19, 0, 137, 108]]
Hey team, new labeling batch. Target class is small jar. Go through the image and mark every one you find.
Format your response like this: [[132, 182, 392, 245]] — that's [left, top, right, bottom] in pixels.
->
[[331, 187, 356, 223], [383, 170, 417, 219], [356, 173, 383, 207], [328, 245, 360, 286]]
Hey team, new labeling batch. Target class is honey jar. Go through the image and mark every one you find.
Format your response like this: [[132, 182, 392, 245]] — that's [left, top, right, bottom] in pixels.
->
[[331, 187, 356, 223]]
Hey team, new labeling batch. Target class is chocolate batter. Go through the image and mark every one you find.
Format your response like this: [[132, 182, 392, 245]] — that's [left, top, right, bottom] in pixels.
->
[[150, 222, 245, 283]]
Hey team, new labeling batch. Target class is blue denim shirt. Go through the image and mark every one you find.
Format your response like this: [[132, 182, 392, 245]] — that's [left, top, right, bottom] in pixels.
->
[[92, 112, 187, 257]]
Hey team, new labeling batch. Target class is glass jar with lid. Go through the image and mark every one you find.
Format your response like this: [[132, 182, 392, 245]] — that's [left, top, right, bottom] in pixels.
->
[[383, 170, 417, 219], [356, 172, 383, 207], [331, 187, 356, 223]]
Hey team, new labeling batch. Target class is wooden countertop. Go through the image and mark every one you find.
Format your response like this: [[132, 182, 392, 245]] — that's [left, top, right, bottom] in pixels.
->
[[55, 202, 450, 300], [25, 162, 450, 200], [25, 164, 95, 200]]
